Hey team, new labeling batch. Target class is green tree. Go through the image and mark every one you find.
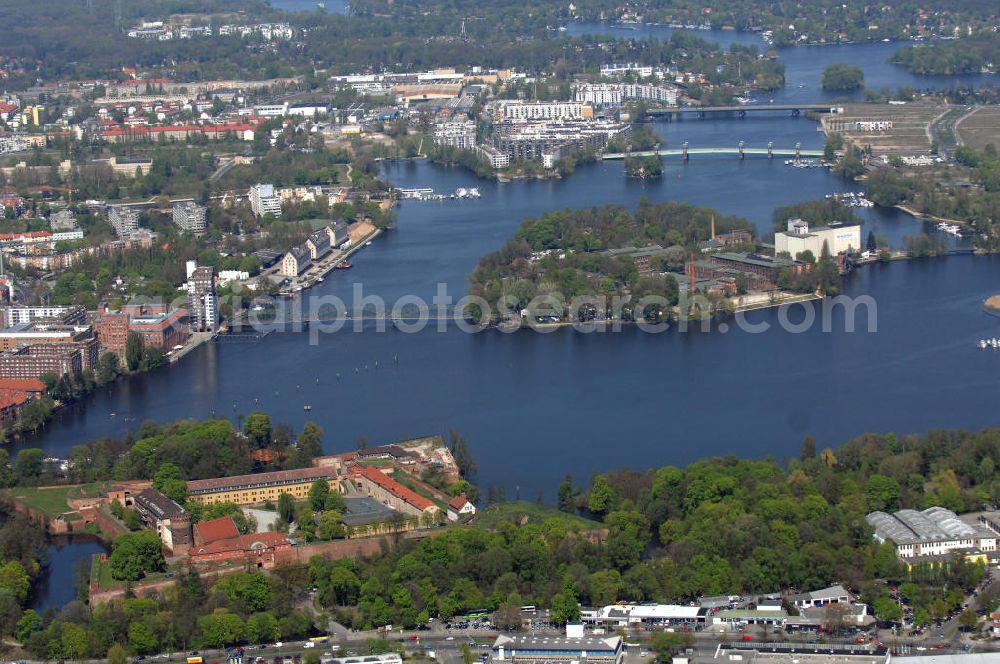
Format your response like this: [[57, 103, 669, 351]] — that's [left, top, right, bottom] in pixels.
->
[[198, 609, 246, 648], [822, 63, 864, 91], [108, 530, 166, 582], [128, 620, 159, 654], [124, 508, 142, 531], [106, 643, 128, 664], [246, 612, 281, 644], [318, 511, 345, 540], [14, 448, 44, 481], [243, 412, 272, 446], [587, 475, 614, 514], [278, 492, 296, 524], [152, 462, 188, 503], [0, 561, 30, 604], [873, 597, 902, 624], [125, 331, 144, 372], [309, 479, 330, 511], [15, 609, 41, 642], [217, 572, 272, 613]]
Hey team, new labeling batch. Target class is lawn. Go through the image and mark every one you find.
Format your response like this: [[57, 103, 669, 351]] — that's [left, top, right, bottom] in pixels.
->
[[474, 501, 604, 531], [6, 483, 106, 516]]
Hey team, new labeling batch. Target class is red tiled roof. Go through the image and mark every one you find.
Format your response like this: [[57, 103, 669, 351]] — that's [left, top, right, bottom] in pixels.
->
[[0, 378, 46, 392], [193, 531, 289, 555], [194, 515, 240, 544], [0, 389, 30, 411], [250, 448, 281, 463], [447, 494, 470, 511], [351, 465, 435, 511]]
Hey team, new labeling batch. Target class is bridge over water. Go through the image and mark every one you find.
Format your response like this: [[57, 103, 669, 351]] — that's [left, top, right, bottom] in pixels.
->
[[647, 103, 837, 119], [602, 144, 825, 160]]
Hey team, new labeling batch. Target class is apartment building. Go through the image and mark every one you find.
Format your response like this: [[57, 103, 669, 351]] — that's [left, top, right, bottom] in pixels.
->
[[249, 184, 282, 218], [171, 202, 208, 236]]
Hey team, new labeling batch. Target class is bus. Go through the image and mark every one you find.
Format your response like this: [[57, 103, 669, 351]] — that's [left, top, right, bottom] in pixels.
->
[[309, 637, 330, 645], [187, 657, 203, 664], [460, 610, 489, 620], [520, 606, 537, 615]]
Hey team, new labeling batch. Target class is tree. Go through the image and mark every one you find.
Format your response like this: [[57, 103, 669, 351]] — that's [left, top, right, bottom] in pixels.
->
[[278, 492, 296, 523], [866, 474, 902, 511], [587, 475, 614, 514], [549, 589, 580, 625], [125, 331, 144, 372], [557, 474, 576, 512], [217, 572, 272, 613], [866, 230, 877, 253], [651, 632, 690, 662], [297, 422, 324, 458], [318, 511, 344, 540], [873, 597, 902, 625], [108, 530, 166, 582], [129, 620, 159, 654], [959, 608, 978, 631], [124, 508, 142, 530], [15, 609, 41, 642], [246, 612, 281, 644], [328, 565, 361, 605], [0, 560, 30, 604], [309, 479, 330, 511], [800, 436, 817, 462], [244, 412, 272, 446], [106, 643, 128, 664], [14, 448, 44, 481], [449, 429, 477, 477], [198, 609, 246, 648], [152, 462, 188, 504]]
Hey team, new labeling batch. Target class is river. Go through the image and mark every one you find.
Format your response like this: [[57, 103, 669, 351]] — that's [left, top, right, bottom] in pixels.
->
[[21, 32, 1000, 498]]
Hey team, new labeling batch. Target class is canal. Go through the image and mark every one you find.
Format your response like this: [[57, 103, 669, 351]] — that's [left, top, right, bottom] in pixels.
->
[[31, 535, 108, 613]]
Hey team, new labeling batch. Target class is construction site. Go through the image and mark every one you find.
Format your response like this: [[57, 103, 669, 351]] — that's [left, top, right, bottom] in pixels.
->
[[821, 102, 945, 158]]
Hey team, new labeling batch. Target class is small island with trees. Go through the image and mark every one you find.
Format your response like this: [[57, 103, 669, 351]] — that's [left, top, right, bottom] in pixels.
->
[[822, 63, 865, 91]]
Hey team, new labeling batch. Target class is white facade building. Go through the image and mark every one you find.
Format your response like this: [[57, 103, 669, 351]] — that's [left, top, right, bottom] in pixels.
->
[[495, 101, 591, 122], [575, 83, 678, 107], [107, 205, 140, 238], [171, 202, 208, 236], [774, 218, 862, 258], [249, 184, 282, 218], [433, 119, 477, 149]]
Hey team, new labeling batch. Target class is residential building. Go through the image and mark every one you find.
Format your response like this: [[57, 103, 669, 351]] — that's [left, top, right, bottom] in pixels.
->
[[305, 229, 331, 260], [774, 218, 862, 258], [0, 323, 95, 352], [325, 221, 350, 248], [600, 63, 655, 78], [0, 377, 46, 424], [107, 205, 140, 238], [867, 506, 998, 566], [186, 466, 341, 506], [248, 183, 282, 218], [171, 202, 208, 236], [281, 245, 312, 277], [494, 101, 593, 122], [349, 465, 439, 519], [574, 83, 678, 106], [186, 266, 218, 332], [4, 305, 86, 327], [493, 121, 630, 163], [0, 345, 82, 380], [492, 634, 623, 664], [94, 310, 130, 358], [433, 119, 477, 149], [128, 307, 189, 352], [475, 144, 510, 169], [49, 210, 79, 232], [446, 494, 476, 521], [132, 488, 193, 554]]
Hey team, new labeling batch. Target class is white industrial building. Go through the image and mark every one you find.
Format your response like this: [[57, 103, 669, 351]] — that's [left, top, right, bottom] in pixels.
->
[[581, 603, 705, 628], [774, 218, 861, 258], [866, 506, 998, 560]]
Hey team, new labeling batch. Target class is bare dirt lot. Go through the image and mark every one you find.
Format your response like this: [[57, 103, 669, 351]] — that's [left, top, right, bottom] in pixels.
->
[[956, 107, 1000, 151], [823, 103, 946, 157]]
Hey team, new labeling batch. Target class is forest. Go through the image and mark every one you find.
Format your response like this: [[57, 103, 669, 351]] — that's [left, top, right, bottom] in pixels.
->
[[891, 34, 1000, 75]]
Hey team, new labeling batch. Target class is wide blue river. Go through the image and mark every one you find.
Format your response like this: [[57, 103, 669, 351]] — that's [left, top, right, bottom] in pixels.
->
[[28, 31, 1000, 498]]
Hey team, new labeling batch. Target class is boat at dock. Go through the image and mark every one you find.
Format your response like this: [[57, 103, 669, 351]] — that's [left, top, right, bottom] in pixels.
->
[[335, 260, 352, 269]]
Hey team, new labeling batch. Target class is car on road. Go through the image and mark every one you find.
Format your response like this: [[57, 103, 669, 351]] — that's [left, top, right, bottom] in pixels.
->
[[273, 643, 284, 648]]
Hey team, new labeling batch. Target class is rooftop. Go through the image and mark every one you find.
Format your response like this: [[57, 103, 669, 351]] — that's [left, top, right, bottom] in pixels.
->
[[187, 466, 338, 494], [493, 634, 622, 652], [867, 506, 993, 545], [135, 488, 187, 519], [351, 465, 435, 511], [193, 515, 240, 544]]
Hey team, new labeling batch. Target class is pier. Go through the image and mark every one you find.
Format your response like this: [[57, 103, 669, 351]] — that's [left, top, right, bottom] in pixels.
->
[[602, 144, 825, 160]]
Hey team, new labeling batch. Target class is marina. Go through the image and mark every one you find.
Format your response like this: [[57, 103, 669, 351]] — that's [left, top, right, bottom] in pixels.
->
[[398, 187, 481, 201]]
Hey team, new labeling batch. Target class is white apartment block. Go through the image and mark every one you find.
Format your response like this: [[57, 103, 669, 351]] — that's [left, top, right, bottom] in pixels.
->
[[248, 184, 282, 218], [171, 202, 208, 236], [600, 63, 655, 78], [575, 83, 678, 106], [495, 101, 591, 122], [107, 205, 140, 238], [433, 120, 477, 149]]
